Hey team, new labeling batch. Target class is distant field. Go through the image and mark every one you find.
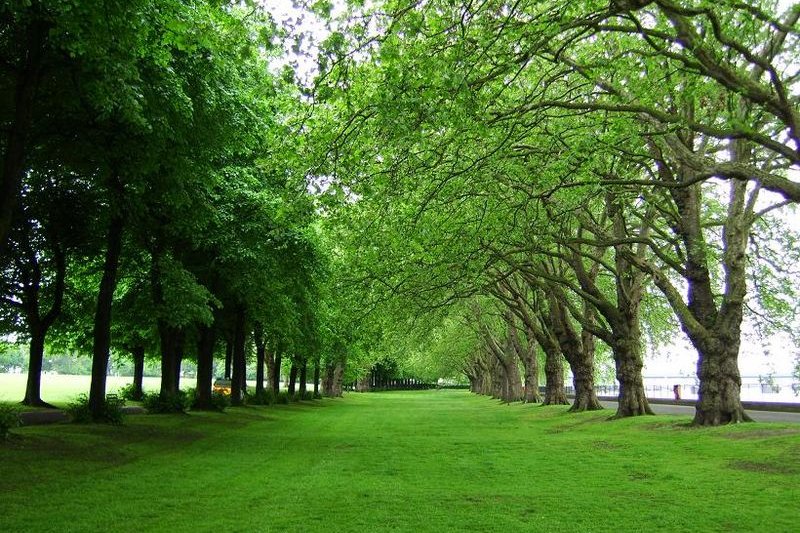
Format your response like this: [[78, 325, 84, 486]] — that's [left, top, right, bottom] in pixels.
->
[[0, 373, 265, 406], [0, 374, 162, 405], [2, 390, 799, 532]]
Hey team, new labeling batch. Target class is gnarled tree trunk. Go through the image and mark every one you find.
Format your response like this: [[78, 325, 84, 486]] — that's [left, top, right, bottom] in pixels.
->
[[547, 289, 602, 412]]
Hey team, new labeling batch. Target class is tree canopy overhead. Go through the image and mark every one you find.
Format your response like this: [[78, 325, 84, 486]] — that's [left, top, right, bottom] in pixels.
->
[[1, 0, 798, 426]]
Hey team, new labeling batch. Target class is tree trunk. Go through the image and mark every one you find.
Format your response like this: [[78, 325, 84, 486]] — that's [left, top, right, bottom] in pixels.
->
[[158, 324, 181, 397], [254, 332, 266, 396], [500, 351, 523, 402], [299, 359, 308, 396], [174, 332, 184, 394], [543, 349, 568, 405], [269, 351, 281, 392], [0, 21, 48, 253], [547, 290, 602, 412], [224, 339, 232, 380], [333, 361, 345, 396], [356, 374, 371, 392], [642, 164, 754, 425], [322, 365, 334, 396], [22, 323, 48, 407], [511, 318, 542, 403], [131, 345, 145, 401], [230, 306, 247, 406], [288, 363, 298, 396], [528, 298, 568, 405], [88, 211, 124, 420], [313, 359, 320, 396], [693, 335, 751, 425], [323, 359, 345, 397], [20, 239, 64, 408], [195, 324, 216, 410], [612, 334, 653, 417]]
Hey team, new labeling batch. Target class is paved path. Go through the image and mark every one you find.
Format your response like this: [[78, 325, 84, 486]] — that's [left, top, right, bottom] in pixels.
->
[[599, 400, 800, 423]]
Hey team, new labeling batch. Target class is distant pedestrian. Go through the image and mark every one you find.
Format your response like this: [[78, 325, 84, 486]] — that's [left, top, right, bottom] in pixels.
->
[[673, 385, 681, 402]]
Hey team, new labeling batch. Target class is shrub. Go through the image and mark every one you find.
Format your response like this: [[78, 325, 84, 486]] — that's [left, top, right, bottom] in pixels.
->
[[210, 390, 231, 410], [189, 389, 230, 411], [118, 383, 142, 401], [0, 404, 21, 440], [300, 390, 315, 401], [141, 390, 190, 414], [276, 391, 290, 404], [313, 392, 323, 400], [66, 394, 126, 425], [247, 389, 276, 406]]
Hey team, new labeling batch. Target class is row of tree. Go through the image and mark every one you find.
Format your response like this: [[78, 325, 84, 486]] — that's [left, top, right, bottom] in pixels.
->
[[312, 0, 800, 425], [0, 0, 379, 418], [2, 0, 798, 427]]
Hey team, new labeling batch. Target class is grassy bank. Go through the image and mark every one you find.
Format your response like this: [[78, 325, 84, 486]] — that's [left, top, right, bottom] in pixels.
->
[[1, 390, 798, 532]]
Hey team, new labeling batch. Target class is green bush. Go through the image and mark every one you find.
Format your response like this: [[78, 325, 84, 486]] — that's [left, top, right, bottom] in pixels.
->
[[188, 389, 231, 411], [66, 394, 126, 425], [141, 390, 190, 414], [276, 391, 290, 404], [247, 389, 276, 406], [118, 383, 143, 401], [0, 404, 21, 440], [300, 390, 315, 401], [210, 391, 231, 410]]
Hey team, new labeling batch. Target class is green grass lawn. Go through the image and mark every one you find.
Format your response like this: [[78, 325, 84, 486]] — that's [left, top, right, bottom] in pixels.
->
[[0, 373, 163, 406], [1, 390, 799, 532]]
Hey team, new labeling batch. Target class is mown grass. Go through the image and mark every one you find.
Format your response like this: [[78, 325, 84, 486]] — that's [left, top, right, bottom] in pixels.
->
[[1, 390, 799, 532], [0, 374, 163, 407]]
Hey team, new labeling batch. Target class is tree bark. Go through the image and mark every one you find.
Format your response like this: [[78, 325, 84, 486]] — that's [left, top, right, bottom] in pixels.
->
[[21, 243, 65, 408], [224, 339, 232, 380], [230, 306, 247, 406], [23, 323, 47, 407], [174, 332, 184, 394], [269, 350, 281, 392], [288, 363, 298, 396], [313, 358, 320, 396], [508, 315, 542, 403], [543, 349, 568, 405], [88, 210, 124, 420], [322, 359, 345, 397], [639, 159, 753, 425], [547, 289, 602, 412], [0, 20, 48, 253], [693, 334, 750, 425], [131, 345, 145, 401], [194, 324, 216, 410], [534, 310, 569, 405], [254, 325, 266, 395], [333, 361, 345, 396], [299, 359, 308, 396], [612, 333, 653, 417], [158, 324, 181, 397]]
